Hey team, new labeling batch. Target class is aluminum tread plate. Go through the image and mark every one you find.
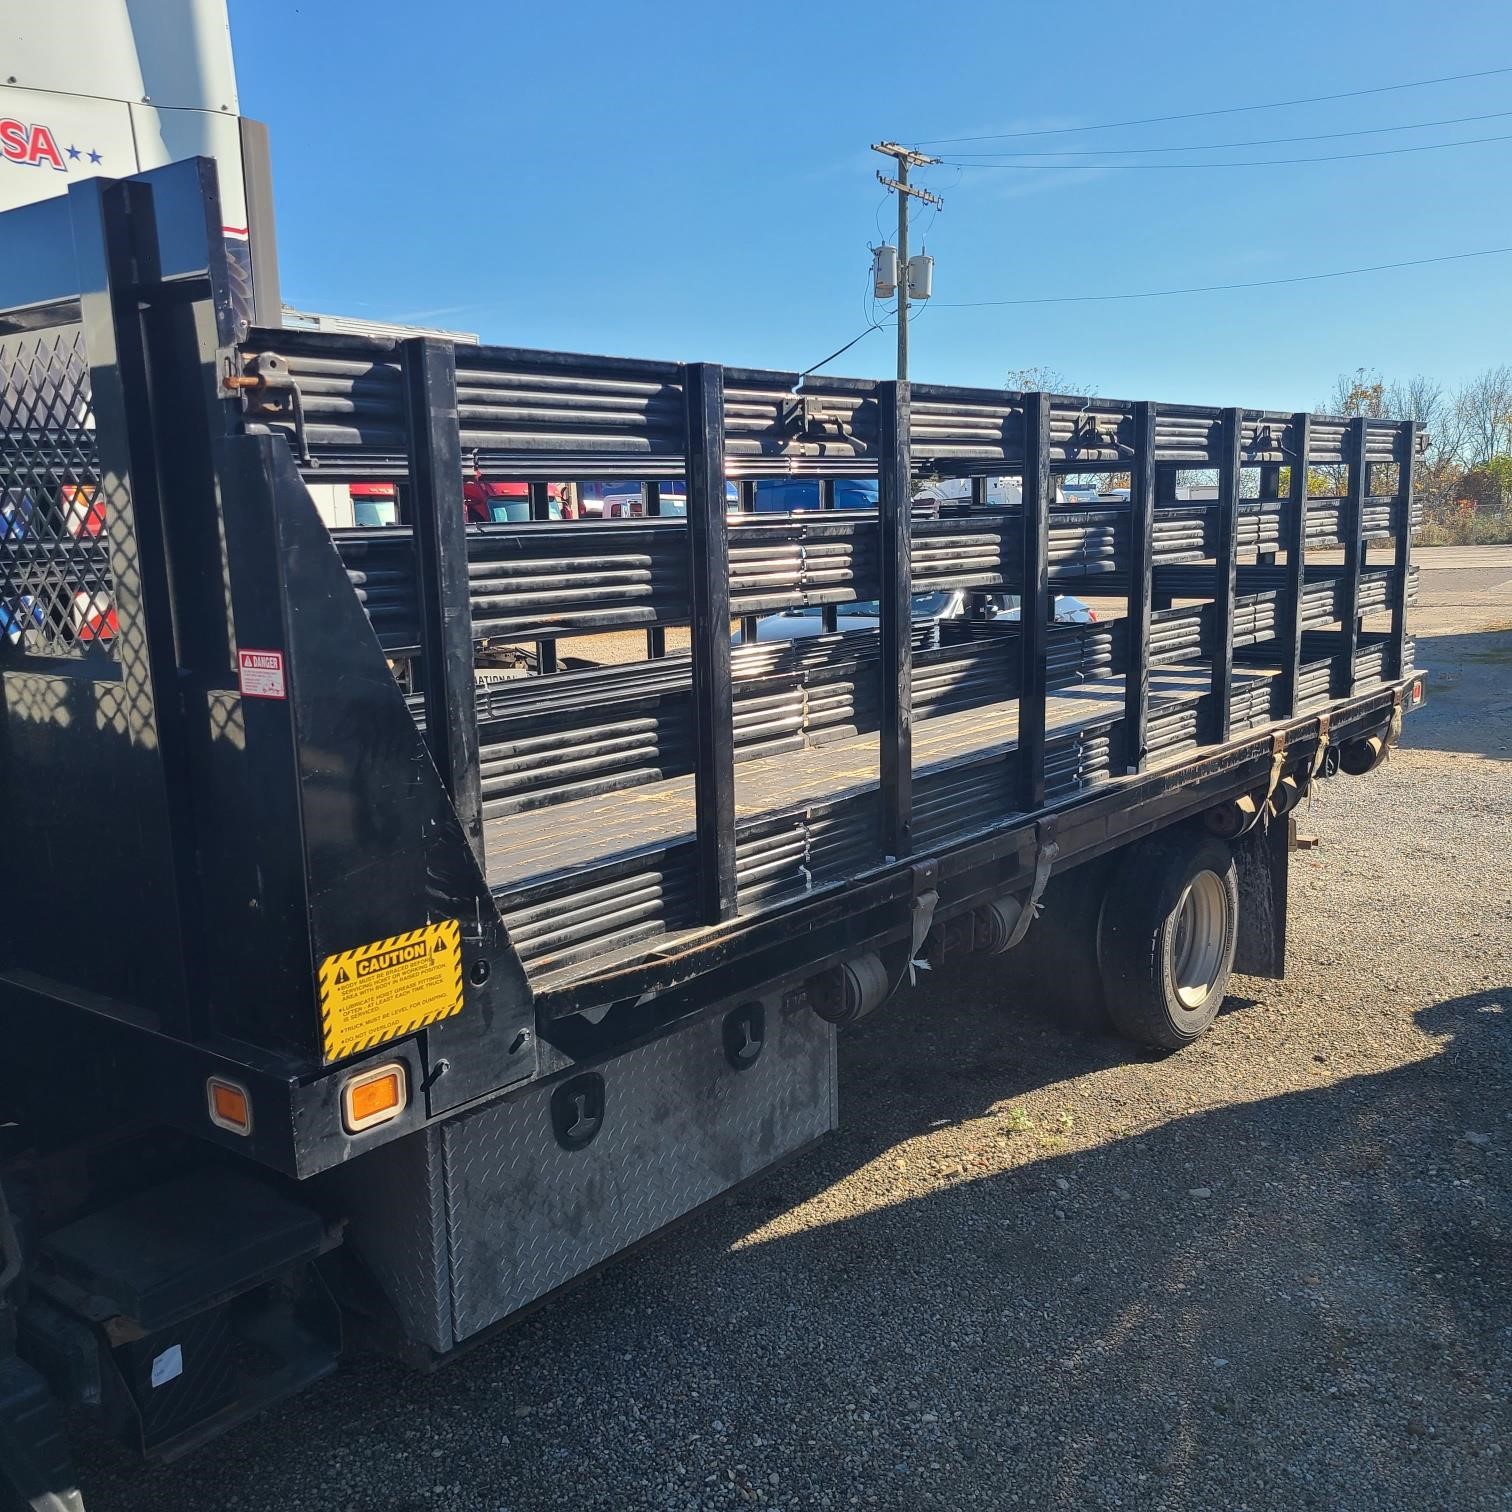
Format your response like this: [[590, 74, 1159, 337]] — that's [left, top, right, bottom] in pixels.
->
[[321, 1126, 453, 1353], [441, 1001, 836, 1342]]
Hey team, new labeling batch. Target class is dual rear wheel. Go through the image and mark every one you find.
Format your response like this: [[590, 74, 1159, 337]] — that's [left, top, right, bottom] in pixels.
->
[[1099, 832, 1240, 1049], [1003, 827, 1240, 1051]]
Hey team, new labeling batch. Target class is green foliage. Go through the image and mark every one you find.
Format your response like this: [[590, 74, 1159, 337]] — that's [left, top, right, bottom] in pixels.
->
[[1416, 455, 1512, 545], [1273, 466, 1344, 499], [1321, 365, 1512, 546], [1415, 511, 1512, 547]]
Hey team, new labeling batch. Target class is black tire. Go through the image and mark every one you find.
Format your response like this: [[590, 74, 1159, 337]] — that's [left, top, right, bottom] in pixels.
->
[[1098, 829, 1238, 1050]]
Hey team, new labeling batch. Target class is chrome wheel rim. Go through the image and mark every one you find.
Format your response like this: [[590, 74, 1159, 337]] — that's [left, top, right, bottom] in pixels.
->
[[1169, 870, 1228, 1009]]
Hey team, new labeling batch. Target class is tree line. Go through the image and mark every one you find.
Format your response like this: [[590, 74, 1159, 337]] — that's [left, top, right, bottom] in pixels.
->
[[1322, 367, 1511, 546]]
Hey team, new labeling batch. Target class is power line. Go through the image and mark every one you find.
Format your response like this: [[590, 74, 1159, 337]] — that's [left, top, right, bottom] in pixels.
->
[[914, 65, 1512, 145], [804, 255, 914, 379], [802, 274, 889, 379], [944, 107, 1512, 156], [799, 320, 893, 378], [803, 245, 1512, 368], [940, 129, 1512, 170], [932, 245, 1512, 309]]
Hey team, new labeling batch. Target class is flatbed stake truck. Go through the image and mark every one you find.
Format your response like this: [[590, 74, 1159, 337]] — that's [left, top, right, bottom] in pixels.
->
[[0, 12, 1425, 1510]]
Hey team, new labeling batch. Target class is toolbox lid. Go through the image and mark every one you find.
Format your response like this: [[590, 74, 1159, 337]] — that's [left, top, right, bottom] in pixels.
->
[[38, 1172, 330, 1331]]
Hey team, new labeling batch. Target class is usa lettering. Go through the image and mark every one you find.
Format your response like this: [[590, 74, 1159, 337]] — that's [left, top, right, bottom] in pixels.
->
[[0, 119, 66, 172]]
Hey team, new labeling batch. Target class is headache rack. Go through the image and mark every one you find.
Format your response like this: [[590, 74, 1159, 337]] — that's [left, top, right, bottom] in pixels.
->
[[0, 160, 1419, 1176]]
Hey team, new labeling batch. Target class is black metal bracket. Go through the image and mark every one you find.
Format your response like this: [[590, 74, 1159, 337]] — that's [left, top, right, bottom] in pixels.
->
[[234, 351, 311, 463], [1246, 422, 1276, 459], [1066, 409, 1133, 459], [779, 393, 848, 442]]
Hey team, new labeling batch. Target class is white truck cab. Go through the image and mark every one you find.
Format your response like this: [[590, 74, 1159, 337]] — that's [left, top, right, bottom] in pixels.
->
[[1, 0, 282, 328]]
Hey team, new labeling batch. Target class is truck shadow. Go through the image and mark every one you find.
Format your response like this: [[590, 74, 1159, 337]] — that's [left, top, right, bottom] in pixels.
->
[[78, 983, 1510, 1512]]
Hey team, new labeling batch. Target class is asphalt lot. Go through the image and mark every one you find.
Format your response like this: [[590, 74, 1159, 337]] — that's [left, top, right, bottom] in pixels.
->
[[81, 546, 1511, 1512]]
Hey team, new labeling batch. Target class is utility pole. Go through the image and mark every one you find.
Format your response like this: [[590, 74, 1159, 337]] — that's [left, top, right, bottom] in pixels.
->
[[871, 142, 940, 385]]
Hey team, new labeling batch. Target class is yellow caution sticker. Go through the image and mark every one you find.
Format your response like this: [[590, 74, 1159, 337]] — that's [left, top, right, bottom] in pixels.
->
[[318, 919, 463, 1063]]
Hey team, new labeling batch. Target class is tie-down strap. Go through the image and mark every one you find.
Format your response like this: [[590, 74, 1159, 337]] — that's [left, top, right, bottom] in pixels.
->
[[1001, 817, 1060, 953]]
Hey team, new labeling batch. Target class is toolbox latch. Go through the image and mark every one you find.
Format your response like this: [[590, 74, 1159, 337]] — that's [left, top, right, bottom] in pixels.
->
[[550, 1074, 606, 1152], [722, 1002, 766, 1072]]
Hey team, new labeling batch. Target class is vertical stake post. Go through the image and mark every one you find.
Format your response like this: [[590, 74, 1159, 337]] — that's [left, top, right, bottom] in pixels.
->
[[644, 479, 666, 658], [1017, 392, 1051, 811], [684, 364, 737, 922], [1390, 422, 1416, 678], [821, 477, 839, 633], [1210, 407, 1242, 744], [878, 379, 913, 859], [1153, 462, 1181, 610], [1282, 412, 1312, 718], [527, 480, 554, 671], [738, 479, 759, 643], [1342, 417, 1367, 696], [402, 336, 483, 867], [1123, 401, 1156, 773], [1257, 461, 1281, 568]]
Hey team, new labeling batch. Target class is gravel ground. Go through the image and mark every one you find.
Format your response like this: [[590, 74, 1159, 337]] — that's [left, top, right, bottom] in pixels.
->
[[79, 549, 1511, 1512]]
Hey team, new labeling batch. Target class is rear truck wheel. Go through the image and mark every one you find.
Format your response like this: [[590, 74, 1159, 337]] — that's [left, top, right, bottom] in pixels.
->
[[1098, 830, 1238, 1050]]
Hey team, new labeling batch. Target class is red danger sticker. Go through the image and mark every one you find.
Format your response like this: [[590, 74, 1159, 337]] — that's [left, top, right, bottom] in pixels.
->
[[238, 649, 286, 700]]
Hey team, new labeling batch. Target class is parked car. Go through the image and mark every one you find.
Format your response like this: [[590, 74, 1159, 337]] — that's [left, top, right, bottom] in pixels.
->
[[464, 477, 573, 522], [601, 480, 739, 518], [751, 479, 879, 512], [574, 482, 613, 518], [912, 479, 1132, 509], [912, 476, 1022, 509], [753, 589, 1095, 643], [349, 482, 398, 527], [602, 478, 883, 517]]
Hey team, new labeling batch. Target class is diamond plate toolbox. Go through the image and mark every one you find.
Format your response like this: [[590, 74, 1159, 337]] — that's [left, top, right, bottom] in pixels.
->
[[442, 996, 836, 1344]]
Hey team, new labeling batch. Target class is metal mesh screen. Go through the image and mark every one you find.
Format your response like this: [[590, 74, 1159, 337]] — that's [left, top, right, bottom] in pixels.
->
[[0, 325, 115, 660]]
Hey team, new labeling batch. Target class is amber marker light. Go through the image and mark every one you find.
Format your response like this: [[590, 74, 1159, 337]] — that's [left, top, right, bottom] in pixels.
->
[[341, 1063, 408, 1135]]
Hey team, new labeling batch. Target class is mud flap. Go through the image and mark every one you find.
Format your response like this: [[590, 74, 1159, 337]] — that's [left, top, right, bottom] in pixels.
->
[[0, 1356, 83, 1512], [1233, 809, 1289, 979]]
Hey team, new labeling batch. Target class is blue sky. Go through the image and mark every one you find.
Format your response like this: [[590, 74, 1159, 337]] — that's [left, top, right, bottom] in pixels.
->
[[228, 0, 1512, 411]]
